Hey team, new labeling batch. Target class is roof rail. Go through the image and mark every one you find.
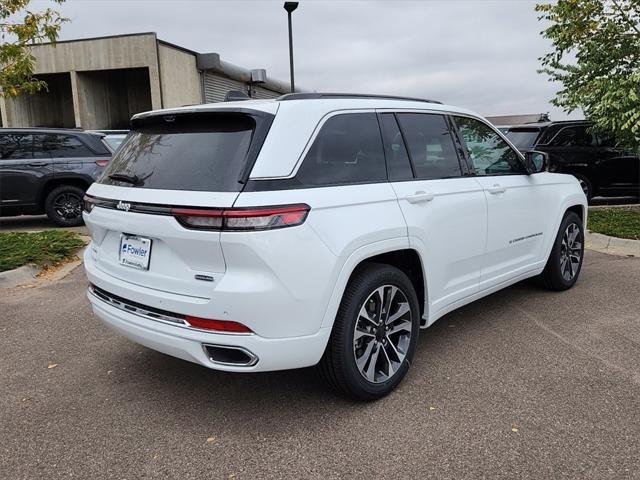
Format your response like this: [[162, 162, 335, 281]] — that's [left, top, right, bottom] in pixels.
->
[[277, 93, 442, 104]]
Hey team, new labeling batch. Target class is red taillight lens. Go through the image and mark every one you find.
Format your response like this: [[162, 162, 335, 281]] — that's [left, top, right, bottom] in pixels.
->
[[185, 316, 252, 333], [171, 204, 310, 231], [95, 159, 109, 167], [169, 208, 224, 229]]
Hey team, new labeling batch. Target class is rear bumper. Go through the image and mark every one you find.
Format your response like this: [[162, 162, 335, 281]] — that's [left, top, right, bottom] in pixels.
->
[[87, 288, 332, 372]]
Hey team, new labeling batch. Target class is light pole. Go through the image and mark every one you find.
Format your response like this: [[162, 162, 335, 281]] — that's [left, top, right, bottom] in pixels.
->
[[283, 2, 299, 93]]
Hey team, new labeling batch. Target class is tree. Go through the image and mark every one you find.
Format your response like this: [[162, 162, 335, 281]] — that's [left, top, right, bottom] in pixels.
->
[[0, 0, 67, 98], [536, 0, 640, 149]]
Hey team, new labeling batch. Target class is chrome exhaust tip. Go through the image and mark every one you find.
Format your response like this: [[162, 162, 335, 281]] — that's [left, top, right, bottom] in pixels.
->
[[202, 344, 258, 367]]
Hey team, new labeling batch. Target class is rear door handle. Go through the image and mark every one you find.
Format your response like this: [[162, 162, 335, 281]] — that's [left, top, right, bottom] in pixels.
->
[[486, 184, 506, 194], [406, 191, 434, 204], [28, 162, 47, 167]]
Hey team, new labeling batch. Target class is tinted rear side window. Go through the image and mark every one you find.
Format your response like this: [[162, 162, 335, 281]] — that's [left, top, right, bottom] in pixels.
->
[[40, 134, 94, 158], [396, 113, 462, 180], [0, 134, 32, 159], [379, 113, 413, 181], [549, 125, 595, 147], [295, 113, 386, 186], [100, 114, 257, 192]]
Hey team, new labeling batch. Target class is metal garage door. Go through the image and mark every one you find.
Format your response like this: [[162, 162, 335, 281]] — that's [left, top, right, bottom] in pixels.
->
[[251, 86, 282, 100], [203, 72, 246, 103]]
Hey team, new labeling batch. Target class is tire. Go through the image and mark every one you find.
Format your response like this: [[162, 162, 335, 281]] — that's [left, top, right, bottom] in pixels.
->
[[573, 174, 593, 202], [44, 185, 86, 227], [539, 211, 584, 291], [318, 263, 421, 401]]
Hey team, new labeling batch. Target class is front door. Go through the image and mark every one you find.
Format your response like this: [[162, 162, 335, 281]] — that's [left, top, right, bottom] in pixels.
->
[[379, 112, 487, 318], [453, 116, 549, 288]]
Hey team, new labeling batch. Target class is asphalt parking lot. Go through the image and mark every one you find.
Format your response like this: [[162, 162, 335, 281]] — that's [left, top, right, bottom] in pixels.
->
[[0, 215, 88, 235], [1, 251, 639, 479]]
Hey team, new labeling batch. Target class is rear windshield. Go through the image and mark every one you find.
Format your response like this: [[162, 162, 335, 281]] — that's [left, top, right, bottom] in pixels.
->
[[505, 128, 541, 151], [99, 113, 261, 192]]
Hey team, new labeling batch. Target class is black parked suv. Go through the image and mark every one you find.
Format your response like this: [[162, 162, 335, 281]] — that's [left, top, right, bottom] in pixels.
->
[[0, 128, 112, 226], [504, 120, 639, 201]]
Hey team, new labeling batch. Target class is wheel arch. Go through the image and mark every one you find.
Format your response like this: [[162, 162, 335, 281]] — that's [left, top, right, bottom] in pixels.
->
[[541, 194, 588, 266], [320, 239, 429, 330], [38, 176, 92, 209], [566, 203, 585, 223]]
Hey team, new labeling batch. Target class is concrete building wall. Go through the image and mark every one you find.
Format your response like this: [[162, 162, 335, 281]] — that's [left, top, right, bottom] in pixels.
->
[[0, 32, 296, 129], [31, 32, 162, 111], [2, 73, 75, 127], [158, 44, 202, 108]]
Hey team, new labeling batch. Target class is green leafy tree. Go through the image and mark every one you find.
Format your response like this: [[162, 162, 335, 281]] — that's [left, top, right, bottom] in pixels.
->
[[536, 0, 640, 149], [0, 0, 67, 98]]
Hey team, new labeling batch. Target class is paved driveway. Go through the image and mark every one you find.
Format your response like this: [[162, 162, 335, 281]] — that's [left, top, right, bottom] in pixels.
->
[[1, 251, 638, 479], [0, 215, 89, 234]]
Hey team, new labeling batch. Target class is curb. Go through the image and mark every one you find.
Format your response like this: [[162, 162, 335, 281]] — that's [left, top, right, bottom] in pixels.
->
[[586, 231, 640, 257], [0, 242, 88, 289], [588, 203, 640, 211], [0, 264, 42, 288]]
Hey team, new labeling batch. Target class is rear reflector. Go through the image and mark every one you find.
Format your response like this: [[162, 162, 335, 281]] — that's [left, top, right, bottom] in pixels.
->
[[172, 204, 310, 231], [95, 159, 109, 167], [186, 316, 252, 333]]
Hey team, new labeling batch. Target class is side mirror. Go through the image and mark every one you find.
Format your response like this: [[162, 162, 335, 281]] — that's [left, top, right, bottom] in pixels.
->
[[524, 151, 548, 174]]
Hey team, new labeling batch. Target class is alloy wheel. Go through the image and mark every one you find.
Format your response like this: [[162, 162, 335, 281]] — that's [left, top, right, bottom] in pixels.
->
[[53, 192, 83, 220], [353, 285, 412, 383], [560, 223, 582, 281]]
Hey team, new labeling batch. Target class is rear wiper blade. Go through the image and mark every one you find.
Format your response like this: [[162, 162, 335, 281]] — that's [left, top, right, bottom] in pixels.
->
[[109, 173, 142, 186]]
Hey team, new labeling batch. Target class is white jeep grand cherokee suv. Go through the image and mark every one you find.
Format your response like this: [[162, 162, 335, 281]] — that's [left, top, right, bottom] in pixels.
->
[[83, 93, 586, 400]]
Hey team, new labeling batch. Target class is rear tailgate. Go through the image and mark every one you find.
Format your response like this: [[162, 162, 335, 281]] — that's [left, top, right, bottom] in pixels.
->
[[84, 110, 273, 299], [85, 185, 238, 299]]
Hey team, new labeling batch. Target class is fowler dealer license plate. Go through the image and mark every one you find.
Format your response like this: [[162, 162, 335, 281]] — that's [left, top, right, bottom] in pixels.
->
[[119, 235, 152, 270]]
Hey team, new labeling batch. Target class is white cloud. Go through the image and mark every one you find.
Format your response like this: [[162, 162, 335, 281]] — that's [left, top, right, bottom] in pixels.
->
[[38, 0, 582, 120]]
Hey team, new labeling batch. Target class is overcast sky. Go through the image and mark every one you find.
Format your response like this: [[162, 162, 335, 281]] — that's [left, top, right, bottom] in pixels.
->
[[38, 0, 581, 120]]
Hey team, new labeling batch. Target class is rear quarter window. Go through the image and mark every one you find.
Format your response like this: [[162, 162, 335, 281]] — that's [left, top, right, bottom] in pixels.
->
[[295, 112, 386, 186]]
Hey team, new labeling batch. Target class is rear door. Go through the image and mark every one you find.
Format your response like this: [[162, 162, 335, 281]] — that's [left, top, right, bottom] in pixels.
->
[[592, 136, 640, 196], [380, 112, 487, 316], [0, 133, 51, 209], [233, 111, 408, 331], [454, 116, 551, 287], [85, 111, 266, 298], [40, 133, 109, 179]]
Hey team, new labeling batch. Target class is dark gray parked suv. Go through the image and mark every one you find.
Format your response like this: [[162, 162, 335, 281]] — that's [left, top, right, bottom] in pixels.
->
[[0, 128, 112, 226]]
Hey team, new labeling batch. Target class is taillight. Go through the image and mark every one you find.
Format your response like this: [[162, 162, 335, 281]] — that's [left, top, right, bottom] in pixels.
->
[[83, 195, 94, 213], [170, 208, 224, 229], [95, 159, 109, 167], [171, 204, 310, 231], [185, 316, 252, 333]]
